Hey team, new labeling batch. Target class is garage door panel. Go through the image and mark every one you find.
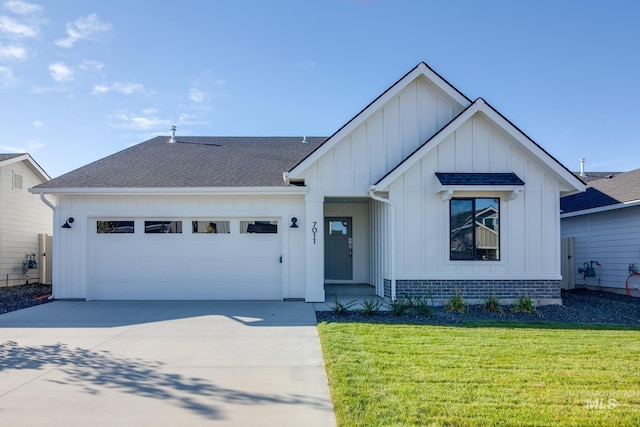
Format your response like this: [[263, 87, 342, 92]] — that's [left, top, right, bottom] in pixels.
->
[[92, 239, 139, 260], [140, 239, 188, 258], [188, 238, 236, 259], [140, 281, 187, 299], [189, 261, 236, 280], [93, 261, 137, 280], [90, 218, 282, 300], [92, 281, 139, 300], [236, 282, 281, 300], [188, 282, 236, 299], [141, 261, 187, 280], [236, 261, 280, 281]]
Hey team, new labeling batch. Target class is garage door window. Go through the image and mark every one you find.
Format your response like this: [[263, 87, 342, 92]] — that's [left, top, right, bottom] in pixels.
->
[[97, 220, 135, 234], [145, 221, 182, 234], [240, 220, 278, 234], [192, 220, 230, 234]]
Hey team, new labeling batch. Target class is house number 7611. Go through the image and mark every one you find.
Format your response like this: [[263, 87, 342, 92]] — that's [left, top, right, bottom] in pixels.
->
[[312, 221, 318, 244]]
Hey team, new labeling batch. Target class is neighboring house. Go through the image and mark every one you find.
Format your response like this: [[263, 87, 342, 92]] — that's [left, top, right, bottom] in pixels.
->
[[31, 62, 584, 303], [0, 153, 52, 286], [561, 169, 640, 296]]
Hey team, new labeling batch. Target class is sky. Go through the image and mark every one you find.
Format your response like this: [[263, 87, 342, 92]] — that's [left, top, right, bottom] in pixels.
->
[[1, 0, 639, 178]]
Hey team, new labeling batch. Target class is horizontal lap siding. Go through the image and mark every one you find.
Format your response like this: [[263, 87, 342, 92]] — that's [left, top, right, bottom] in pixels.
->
[[561, 206, 640, 290]]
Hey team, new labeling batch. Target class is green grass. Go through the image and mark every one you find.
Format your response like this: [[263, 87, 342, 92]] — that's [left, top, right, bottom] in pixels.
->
[[318, 322, 640, 426]]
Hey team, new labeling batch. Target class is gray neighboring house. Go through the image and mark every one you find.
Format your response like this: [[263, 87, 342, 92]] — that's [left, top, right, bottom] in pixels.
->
[[560, 168, 640, 295], [0, 154, 52, 286]]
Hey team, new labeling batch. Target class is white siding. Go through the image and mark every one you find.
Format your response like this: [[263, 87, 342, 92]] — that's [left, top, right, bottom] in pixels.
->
[[306, 78, 462, 193], [0, 161, 52, 286], [389, 114, 562, 280], [52, 194, 306, 299], [561, 206, 640, 292]]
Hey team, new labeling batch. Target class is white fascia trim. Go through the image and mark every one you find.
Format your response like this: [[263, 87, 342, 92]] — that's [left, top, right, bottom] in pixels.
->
[[0, 154, 50, 182], [561, 199, 640, 218], [436, 185, 523, 201], [28, 186, 308, 196], [288, 63, 471, 179]]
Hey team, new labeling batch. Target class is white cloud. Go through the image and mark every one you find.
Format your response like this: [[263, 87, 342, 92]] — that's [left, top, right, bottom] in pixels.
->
[[93, 82, 145, 95], [0, 139, 44, 153], [78, 60, 104, 71], [110, 109, 168, 130], [48, 62, 73, 82], [32, 120, 43, 128], [0, 43, 26, 60], [189, 88, 205, 103], [0, 14, 38, 38], [0, 65, 15, 87], [3, 0, 41, 15], [296, 60, 316, 69], [55, 13, 111, 48]]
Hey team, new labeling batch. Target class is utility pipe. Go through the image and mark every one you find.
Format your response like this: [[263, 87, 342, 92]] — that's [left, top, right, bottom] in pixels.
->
[[369, 187, 396, 301]]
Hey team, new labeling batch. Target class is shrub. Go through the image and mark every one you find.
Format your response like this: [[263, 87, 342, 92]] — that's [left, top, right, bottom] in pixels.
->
[[361, 298, 383, 316], [482, 293, 504, 315], [328, 295, 357, 314], [512, 296, 542, 317], [446, 293, 468, 314], [387, 299, 411, 316], [412, 297, 434, 317]]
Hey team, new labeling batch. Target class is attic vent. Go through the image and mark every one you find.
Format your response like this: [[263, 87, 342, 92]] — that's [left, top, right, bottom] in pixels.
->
[[169, 125, 176, 143], [12, 172, 23, 190]]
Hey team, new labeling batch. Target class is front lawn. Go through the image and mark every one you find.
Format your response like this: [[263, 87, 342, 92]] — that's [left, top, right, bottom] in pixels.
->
[[318, 322, 640, 426]]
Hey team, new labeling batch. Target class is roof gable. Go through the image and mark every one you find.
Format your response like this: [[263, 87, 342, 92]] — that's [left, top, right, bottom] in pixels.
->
[[374, 98, 584, 196], [287, 62, 472, 179], [0, 153, 50, 182]]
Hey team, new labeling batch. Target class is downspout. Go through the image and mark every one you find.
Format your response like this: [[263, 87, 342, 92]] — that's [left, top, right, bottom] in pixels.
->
[[39, 192, 55, 210], [368, 187, 396, 301]]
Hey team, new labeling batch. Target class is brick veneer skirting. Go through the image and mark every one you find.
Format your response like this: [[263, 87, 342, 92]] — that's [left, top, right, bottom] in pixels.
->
[[384, 279, 561, 303]]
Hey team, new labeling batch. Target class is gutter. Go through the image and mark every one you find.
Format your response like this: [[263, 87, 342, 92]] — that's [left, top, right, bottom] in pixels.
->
[[39, 192, 55, 210], [368, 187, 396, 301]]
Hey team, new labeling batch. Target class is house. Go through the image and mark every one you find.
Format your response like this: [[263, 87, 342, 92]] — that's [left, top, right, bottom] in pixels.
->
[[0, 153, 52, 286], [560, 168, 640, 296], [30, 62, 584, 304]]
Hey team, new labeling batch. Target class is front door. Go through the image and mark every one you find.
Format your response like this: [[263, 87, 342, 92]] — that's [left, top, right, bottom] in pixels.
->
[[325, 217, 353, 280]]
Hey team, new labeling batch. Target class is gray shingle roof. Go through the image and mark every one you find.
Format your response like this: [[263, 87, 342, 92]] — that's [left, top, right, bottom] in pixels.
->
[[0, 153, 23, 162], [34, 136, 326, 189], [561, 168, 640, 213], [435, 172, 525, 186]]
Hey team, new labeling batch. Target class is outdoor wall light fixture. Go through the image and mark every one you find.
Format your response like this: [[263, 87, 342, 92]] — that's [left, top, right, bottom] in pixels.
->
[[290, 217, 299, 228], [62, 217, 75, 229]]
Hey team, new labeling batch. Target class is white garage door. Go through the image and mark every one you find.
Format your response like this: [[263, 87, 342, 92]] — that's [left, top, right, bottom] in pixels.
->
[[89, 219, 282, 300]]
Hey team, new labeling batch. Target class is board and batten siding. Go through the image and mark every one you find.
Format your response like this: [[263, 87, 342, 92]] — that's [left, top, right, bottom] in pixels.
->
[[52, 193, 306, 299], [304, 77, 463, 194], [561, 205, 640, 292], [0, 160, 52, 286], [389, 113, 562, 280]]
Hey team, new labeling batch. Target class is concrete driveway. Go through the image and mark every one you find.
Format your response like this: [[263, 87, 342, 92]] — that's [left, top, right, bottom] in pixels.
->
[[0, 301, 336, 426]]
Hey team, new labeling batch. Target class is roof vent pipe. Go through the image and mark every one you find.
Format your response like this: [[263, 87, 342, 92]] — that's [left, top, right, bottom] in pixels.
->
[[169, 125, 176, 143], [302, 133, 308, 144], [579, 157, 586, 177]]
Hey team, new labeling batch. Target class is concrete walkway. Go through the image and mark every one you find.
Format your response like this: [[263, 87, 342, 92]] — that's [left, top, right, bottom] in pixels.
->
[[0, 301, 336, 427]]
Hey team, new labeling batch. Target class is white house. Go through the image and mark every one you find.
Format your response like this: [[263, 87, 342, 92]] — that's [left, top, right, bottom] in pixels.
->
[[561, 168, 640, 296], [31, 62, 584, 303], [1, 153, 52, 286]]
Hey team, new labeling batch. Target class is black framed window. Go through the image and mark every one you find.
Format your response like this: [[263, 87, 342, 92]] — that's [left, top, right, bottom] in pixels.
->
[[450, 198, 500, 261], [97, 220, 135, 234], [144, 220, 182, 234]]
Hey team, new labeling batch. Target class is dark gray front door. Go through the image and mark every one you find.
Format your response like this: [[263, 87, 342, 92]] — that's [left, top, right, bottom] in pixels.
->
[[325, 217, 353, 280]]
